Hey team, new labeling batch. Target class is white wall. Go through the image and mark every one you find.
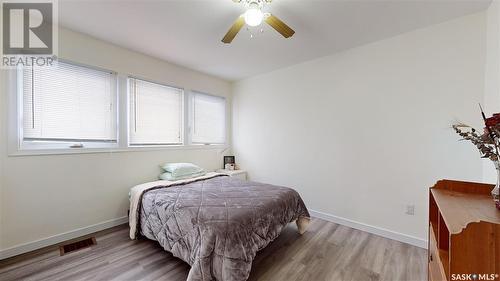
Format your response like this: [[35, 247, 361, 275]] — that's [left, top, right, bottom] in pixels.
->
[[0, 28, 231, 251], [0, 69, 4, 251], [483, 2, 500, 183], [232, 12, 487, 242]]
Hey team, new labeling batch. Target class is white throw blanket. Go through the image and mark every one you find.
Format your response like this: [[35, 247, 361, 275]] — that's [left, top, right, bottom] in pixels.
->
[[128, 172, 222, 239]]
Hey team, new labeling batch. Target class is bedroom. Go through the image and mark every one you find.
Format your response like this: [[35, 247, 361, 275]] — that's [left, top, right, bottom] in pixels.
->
[[0, 0, 499, 280]]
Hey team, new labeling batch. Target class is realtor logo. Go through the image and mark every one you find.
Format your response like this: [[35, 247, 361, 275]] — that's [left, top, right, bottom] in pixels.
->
[[1, 0, 57, 68]]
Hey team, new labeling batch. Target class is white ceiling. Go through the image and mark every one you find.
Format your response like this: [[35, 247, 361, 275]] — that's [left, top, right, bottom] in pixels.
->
[[58, 0, 491, 81]]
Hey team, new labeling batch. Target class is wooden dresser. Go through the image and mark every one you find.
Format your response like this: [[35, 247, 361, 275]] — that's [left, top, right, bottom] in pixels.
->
[[429, 180, 500, 281]]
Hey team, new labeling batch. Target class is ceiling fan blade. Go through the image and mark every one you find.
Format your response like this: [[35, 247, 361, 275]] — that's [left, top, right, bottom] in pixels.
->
[[265, 14, 295, 38], [222, 16, 245, 44]]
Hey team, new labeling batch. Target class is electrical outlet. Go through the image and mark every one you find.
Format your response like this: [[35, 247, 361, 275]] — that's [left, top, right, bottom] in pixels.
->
[[405, 204, 415, 216]]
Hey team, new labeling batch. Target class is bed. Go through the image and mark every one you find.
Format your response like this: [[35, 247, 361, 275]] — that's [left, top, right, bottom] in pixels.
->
[[129, 172, 310, 281]]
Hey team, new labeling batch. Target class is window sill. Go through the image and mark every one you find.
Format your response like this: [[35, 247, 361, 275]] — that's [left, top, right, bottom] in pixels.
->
[[8, 144, 229, 157]]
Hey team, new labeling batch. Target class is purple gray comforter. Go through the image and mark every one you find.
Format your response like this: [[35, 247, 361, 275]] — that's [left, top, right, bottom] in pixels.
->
[[138, 175, 309, 281]]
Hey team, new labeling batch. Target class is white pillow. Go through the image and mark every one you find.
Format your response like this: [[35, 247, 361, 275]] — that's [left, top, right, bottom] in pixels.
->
[[159, 171, 207, 181], [161, 162, 204, 178]]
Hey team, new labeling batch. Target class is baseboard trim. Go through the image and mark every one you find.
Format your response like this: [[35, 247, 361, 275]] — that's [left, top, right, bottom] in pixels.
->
[[0, 216, 128, 260], [309, 210, 427, 249], [0, 211, 426, 260]]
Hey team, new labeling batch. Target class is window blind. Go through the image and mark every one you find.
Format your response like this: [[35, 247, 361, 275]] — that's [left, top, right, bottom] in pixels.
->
[[129, 78, 183, 145], [191, 92, 226, 144], [22, 62, 117, 142]]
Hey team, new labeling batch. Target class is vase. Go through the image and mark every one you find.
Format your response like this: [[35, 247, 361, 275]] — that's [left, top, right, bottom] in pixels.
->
[[493, 162, 500, 210]]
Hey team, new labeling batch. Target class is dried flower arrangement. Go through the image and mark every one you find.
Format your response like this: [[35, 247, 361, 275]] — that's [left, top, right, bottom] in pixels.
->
[[452, 106, 500, 210], [452, 124, 499, 161]]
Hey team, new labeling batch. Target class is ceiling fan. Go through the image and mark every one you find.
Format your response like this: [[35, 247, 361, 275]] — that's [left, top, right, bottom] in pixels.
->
[[222, 0, 295, 44]]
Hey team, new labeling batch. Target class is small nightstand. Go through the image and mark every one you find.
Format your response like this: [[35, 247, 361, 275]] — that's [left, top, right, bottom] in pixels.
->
[[216, 169, 247, 180]]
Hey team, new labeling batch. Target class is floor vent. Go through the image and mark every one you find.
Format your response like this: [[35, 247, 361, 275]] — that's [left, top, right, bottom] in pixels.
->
[[59, 237, 96, 256]]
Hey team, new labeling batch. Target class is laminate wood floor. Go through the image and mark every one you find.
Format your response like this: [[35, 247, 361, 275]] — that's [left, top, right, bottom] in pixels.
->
[[0, 218, 427, 281]]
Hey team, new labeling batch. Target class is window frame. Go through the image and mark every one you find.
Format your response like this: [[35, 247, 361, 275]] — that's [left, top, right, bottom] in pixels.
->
[[6, 60, 229, 156], [188, 91, 227, 145], [127, 76, 185, 147], [10, 60, 120, 153]]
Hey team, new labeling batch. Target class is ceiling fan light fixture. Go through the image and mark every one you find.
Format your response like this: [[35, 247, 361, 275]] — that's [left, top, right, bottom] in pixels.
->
[[222, 0, 295, 44], [244, 6, 264, 27]]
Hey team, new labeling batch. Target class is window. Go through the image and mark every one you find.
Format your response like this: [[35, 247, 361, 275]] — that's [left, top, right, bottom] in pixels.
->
[[129, 78, 184, 145], [10, 60, 228, 155], [190, 92, 226, 144], [21, 61, 117, 147]]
